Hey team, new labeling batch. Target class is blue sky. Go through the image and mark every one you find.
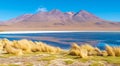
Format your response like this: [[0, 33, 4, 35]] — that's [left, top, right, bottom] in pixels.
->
[[0, 0, 120, 22]]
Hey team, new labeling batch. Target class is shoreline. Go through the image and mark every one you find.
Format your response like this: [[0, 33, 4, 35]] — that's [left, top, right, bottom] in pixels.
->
[[0, 31, 120, 34]]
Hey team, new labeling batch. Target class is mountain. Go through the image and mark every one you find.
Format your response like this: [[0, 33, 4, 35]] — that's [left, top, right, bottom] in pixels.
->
[[6, 14, 33, 24], [0, 9, 120, 31], [72, 10, 103, 22]]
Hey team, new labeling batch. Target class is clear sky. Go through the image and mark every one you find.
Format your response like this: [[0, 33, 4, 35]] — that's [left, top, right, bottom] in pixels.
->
[[0, 0, 120, 22]]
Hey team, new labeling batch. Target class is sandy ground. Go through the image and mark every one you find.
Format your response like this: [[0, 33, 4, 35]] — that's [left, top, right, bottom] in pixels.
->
[[0, 25, 120, 31], [0, 54, 115, 66]]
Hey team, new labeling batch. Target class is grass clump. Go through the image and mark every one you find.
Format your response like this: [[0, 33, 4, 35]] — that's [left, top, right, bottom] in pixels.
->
[[24, 62, 33, 66], [105, 45, 115, 56], [64, 59, 74, 65], [69, 43, 104, 58], [4, 43, 23, 56], [101, 51, 108, 57], [63, 55, 80, 59], [0, 38, 63, 56], [90, 62, 104, 66], [13, 39, 32, 54], [80, 44, 95, 51], [79, 58, 91, 63], [81, 44, 101, 56], [0, 54, 16, 58], [90, 56, 120, 64], [104, 57, 120, 64], [69, 43, 88, 58], [69, 43, 120, 58], [113, 47, 120, 56], [32, 42, 62, 54], [38, 55, 57, 61], [8, 64, 20, 66], [105, 44, 120, 57]]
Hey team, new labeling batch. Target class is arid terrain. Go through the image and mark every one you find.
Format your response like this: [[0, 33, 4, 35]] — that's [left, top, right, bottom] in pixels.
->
[[0, 10, 120, 31], [0, 53, 118, 66], [0, 39, 120, 66]]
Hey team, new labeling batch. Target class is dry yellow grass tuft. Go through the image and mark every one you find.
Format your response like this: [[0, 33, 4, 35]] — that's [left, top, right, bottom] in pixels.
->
[[69, 43, 88, 58], [94, 47, 101, 56], [69, 43, 120, 58], [80, 44, 100, 56], [80, 44, 95, 51], [71, 43, 80, 50], [0, 38, 62, 56], [101, 51, 108, 57], [80, 44, 101, 56], [0, 40, 4, 53], [4, 43, 23, 56], [113, 47, 120, 56], [13, 39, 32, 53], [34, 42, 62, 53], [105, 45, 115, 56], [105, 45, 120, 57], [1, 38, 120, 58]]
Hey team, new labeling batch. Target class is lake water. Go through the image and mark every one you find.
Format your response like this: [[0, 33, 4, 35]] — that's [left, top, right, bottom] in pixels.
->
[[0, 32, 120, 50]]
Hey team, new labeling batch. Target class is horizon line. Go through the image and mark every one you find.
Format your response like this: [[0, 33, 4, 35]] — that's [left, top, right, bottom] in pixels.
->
[[0, 31, 120, 34]]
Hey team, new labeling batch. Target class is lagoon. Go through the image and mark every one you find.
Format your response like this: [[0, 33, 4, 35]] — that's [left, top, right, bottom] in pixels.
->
[[0, 32, 120, 49]]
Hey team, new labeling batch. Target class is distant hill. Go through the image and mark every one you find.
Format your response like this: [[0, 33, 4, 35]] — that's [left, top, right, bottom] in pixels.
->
[[0, 9, 120, 31]]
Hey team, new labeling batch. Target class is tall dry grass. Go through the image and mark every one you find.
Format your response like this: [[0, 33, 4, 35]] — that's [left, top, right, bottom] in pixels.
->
[[4, 43, 23, 56], [34, 42, 62, 53], [105, 45, 115, 56], [80, 44, 95, 56], [1, 38, 120, 58], [69, 43, 88, 58], [105, 45, 120, 57], [80, 44, 95, 51], [0, 38, 62, 55], [0, 40, 4, 53], [13, 39, 32, 53], [112, 47, 120, 56], [101, 50, 108, 57], [69, 43, 120, 57]]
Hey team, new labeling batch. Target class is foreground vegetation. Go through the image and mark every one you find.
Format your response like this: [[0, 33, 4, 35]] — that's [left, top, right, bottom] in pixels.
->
[[0, 38, 120, 66]]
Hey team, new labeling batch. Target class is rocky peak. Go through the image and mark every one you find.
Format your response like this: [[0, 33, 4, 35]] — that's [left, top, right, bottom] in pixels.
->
[[65, 12, 74, 16], [73, 10, 102, 22], [49, 9, 63, 15], [74, 10, 94, 16]]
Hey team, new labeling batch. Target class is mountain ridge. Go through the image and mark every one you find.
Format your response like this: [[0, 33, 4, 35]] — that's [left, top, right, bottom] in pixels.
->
[[0, 9, 120, 31], [6, 9, 104, 23]]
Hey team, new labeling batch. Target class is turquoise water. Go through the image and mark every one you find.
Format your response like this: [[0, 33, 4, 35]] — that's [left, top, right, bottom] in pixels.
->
[[0, 32, 120, 49]]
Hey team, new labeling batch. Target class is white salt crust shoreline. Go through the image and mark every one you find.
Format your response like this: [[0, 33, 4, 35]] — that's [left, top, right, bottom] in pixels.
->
[[0, 31, 120, 34]]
